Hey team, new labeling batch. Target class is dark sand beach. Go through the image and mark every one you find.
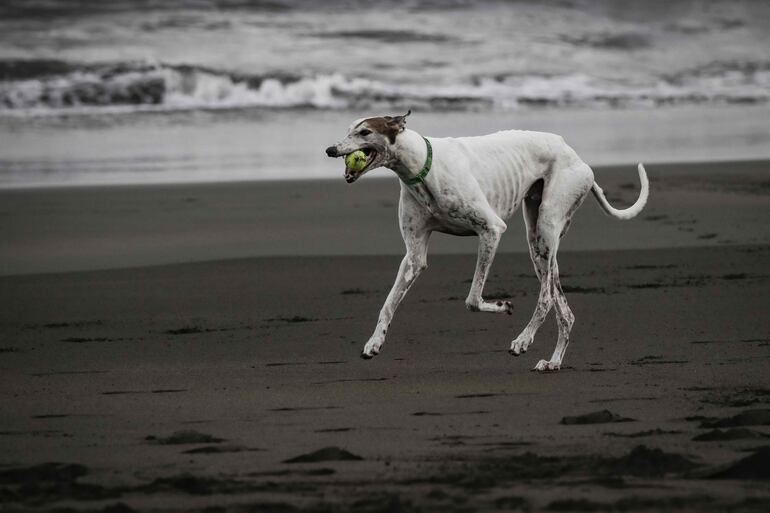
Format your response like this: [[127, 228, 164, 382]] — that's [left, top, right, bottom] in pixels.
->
[[1, 160, 769, 512], [2, 1, 770, 510]]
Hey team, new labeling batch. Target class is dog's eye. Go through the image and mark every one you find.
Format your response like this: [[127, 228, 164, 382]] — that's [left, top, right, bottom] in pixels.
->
[[359, 129, 372, 136]]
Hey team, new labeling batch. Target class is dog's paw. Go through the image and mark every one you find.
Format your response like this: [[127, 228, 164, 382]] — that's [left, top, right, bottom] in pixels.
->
[[532, 359, 560, 372], [496, 300, 514, 315], [509, 334, 532, 356], [467, 298, 513, 315], [361, 341, 381, 359]]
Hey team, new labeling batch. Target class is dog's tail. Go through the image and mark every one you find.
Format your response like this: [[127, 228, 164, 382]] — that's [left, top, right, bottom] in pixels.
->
[[590, 163, 649, 220]]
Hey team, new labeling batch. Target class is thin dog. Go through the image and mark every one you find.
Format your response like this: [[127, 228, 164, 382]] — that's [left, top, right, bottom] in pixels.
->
[[325, 111, 648, 371]]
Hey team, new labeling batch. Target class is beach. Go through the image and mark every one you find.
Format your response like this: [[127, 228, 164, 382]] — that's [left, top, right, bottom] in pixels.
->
[[1, 0, 770, 510], [1, 161, 769, 511]]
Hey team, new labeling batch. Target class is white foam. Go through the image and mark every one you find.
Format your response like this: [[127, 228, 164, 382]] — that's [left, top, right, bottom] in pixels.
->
[[1, 62, 768, 117]]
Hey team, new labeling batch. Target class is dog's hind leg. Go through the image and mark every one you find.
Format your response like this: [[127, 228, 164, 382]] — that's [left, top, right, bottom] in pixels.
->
[[510, 183, 583, 360], [509, 179, 551, 358], [534, 261, 575, 371], [509, 223, 557, 358], [518, 163, 592, 370], [533, 196, 586, 371]]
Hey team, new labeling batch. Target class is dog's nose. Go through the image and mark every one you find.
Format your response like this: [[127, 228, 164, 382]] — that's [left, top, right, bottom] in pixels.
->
[[325, 146, 339, 157]]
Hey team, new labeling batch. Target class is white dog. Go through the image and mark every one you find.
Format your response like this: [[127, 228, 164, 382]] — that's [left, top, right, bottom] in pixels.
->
[[325, 111, 648, 371]]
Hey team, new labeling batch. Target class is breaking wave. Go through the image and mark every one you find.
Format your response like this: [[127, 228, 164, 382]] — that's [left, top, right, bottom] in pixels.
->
[[1, 60, 769, 116]]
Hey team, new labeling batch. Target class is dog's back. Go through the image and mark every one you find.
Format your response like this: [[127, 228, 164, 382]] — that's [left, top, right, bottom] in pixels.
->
[[430, 130, 585, 221]]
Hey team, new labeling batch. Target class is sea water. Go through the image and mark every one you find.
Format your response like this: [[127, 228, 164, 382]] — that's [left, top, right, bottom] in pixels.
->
[[0, 0, 769, 187]]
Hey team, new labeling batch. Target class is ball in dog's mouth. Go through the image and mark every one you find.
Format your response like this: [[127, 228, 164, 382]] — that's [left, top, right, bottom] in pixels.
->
[[344, 148, 376, 183], [344, 150, 367, 172]]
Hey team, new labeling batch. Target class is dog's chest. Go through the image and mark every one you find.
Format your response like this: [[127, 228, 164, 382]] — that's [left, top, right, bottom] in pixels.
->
[[405, 184, 481, 236]]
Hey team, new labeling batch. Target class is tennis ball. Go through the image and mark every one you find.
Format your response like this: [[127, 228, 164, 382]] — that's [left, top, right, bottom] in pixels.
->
[[345, 150, 367, 172]]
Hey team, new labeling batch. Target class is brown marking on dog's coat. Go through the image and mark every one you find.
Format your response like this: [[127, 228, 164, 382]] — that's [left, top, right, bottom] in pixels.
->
[[356, 117, 398, 143], [356, 111, 411, 144]]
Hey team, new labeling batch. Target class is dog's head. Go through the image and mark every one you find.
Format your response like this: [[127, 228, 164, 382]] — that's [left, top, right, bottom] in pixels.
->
[[325, 110, 411, 183]]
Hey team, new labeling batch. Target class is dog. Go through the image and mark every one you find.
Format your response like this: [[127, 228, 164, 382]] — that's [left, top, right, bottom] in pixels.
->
[[325, 111, 648, 371]]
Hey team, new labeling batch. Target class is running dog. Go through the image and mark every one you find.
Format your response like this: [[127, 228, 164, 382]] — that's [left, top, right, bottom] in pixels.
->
[[325, 111, 648, 371]]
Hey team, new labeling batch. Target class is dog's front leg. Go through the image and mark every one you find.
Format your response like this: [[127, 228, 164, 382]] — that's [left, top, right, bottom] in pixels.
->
[[361, 230, 430, 359], [465, 225, 512, 314]]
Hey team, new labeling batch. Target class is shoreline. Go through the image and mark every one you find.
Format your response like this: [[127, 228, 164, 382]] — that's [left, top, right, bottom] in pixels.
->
[[0, 156, 767, 192]]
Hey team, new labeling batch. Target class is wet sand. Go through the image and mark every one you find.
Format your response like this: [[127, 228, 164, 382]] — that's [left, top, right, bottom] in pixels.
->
[[1, 159, 769, 276], [1, 162, 770, 512]]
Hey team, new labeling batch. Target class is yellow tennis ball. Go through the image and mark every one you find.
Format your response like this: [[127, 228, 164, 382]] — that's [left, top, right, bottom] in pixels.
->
[[345, 150, 367, 171]]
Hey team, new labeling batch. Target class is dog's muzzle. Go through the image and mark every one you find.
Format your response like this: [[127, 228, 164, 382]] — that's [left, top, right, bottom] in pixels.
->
[[325, 146, 339, 158]]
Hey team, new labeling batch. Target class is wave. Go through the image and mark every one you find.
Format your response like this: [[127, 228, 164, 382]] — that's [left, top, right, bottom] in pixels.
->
[[1, 60, 769, 116]]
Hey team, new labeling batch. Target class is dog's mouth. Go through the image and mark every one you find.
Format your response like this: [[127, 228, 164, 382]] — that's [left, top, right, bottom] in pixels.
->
[[344, 147, 378, 183]]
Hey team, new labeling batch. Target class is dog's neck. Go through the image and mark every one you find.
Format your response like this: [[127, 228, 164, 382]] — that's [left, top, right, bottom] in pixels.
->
[[387, 129, 430, 182]]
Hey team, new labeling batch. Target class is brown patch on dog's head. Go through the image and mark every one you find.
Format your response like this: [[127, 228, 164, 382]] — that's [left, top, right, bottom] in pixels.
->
[[357, 110, 411, 144]]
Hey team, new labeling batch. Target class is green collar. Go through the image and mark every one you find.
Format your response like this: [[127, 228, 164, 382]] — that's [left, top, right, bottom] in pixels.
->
[[400, 137, 432, 186]]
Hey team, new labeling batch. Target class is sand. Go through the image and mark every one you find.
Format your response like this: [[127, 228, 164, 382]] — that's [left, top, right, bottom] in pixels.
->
[[1, 159, 769, 276], [1, 161, 769, 512]]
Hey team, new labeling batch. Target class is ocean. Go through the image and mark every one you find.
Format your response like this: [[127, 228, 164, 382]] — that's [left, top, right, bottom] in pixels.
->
[[1, 0, 769, 187]]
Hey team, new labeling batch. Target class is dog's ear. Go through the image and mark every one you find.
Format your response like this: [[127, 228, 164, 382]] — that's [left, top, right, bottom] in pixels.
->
[[387, 109, 411, 133], [371, 110, 411, 144]]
